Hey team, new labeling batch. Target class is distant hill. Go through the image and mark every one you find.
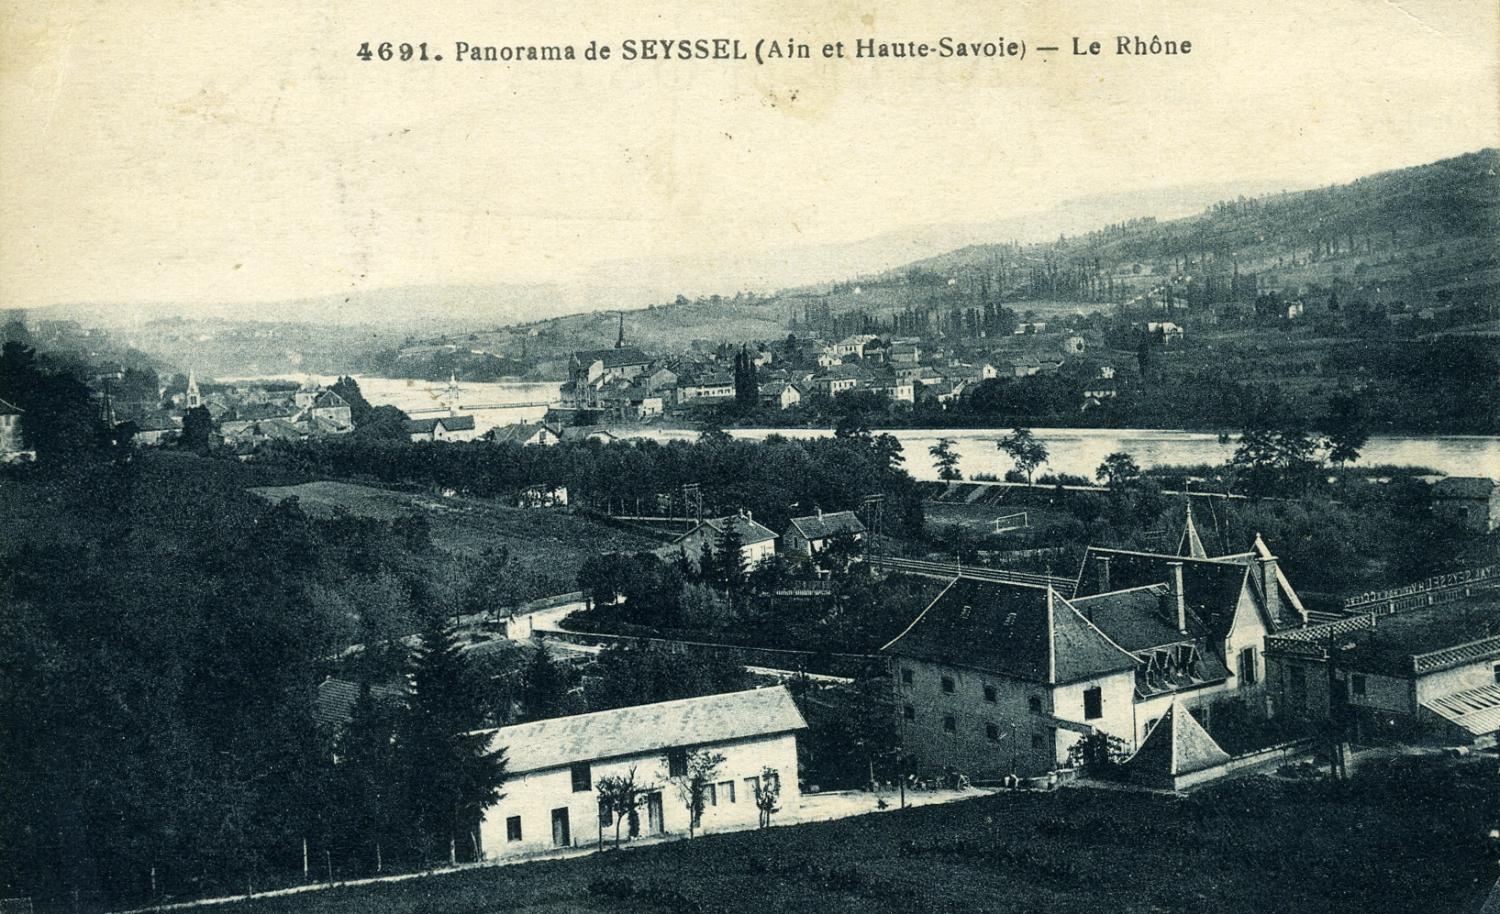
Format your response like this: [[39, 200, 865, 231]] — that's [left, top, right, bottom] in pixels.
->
[[478, 149, 1500, 357]]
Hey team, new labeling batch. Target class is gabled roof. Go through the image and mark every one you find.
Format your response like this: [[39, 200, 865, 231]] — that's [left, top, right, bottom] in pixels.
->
[[1070, 585, 1205, 652], [406, 414, 476, 434], [0, 397, 23, 416], [787, 510, 867, 542], [881, 578, 1137, 685], [311, 389, 349, 410], [1078, 548, 1255, 641], [1125, 703, 1230, 778], [479, 686, 807, 775], [488, 422, 555, 445], [678, 514, 778, 547]]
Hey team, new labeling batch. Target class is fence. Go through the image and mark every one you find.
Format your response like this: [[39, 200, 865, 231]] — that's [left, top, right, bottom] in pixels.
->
[[539, 626, 880, 679], [870, 555, 1077, 596], [1342, 565, 1500, 614]]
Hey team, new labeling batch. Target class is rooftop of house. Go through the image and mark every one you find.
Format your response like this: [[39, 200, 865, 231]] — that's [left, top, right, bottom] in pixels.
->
[[315, 678, 406, 730], [1334, 597, 1500, 677], [478, 686, 807, 775], [1124, 702, 1231, 778], [310, 389, 349, 410], [881, 578, 1137, 686], [575, 347, 653, 369], [488, 422, 555, 444], [786, 509, 867, 542], [406, 414, 477, 434], [679, 514, 779, 547], [0, 397, 23, 416], [1076, 540, 1306, 636]]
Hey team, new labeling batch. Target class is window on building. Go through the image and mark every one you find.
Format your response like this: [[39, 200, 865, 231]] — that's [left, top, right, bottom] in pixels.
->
[[570, 762, 592, 792], [1083, 687, 1103, 720], [901, 668, 914, 685], [983, 684, 997, 703], [705, 783, 718, 807], [668, 749, 688, 778], [744, 775, 760, 798], [985, 723, 1000, 742], [943, 714, 956, 733], [1028, 695, 1042, 713], [506, 815, 522, 842], [1351, 674, 1366, 697], [903, 704, 915, 721], [1493, 662, 1500, 684], [1031, 731, 1045, 749], [1238, 647, 1258, 685], [718, 780, 736, 804], [941, 675, 955, 694]]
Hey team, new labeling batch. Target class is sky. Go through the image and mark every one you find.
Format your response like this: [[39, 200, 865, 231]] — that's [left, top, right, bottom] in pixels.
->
[[1, 0, 1497, 316]]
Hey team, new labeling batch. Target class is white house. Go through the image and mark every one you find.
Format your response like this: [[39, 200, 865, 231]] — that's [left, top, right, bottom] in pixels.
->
[[759, 381, 801, 411], [675, 512, 779, 570], [406, 414, 478, 443], [476, 687, 807, 858], [783, 509, 867, 557]]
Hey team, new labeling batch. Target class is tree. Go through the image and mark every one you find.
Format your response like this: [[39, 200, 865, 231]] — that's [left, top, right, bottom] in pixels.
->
[[997, 428, 1048, 484], [733, 346, 758, 409], [1136, 338, 1153, 377], [595, 768, 645, 849], [1229, 421, 1324, 497], [1321, 391, 1369, 469], [714, 517, 747, 592], [929, 437, 962, 481], [330, 376, 374, 426], [519, 643, 575, 721], [400, 615, 507, 864], [180, 405, 215, 453], [1065, 730, 1130, 776], [671, 749, 725, 838], [752, 766, 782, 828], [1095, 451, 1141, 490]]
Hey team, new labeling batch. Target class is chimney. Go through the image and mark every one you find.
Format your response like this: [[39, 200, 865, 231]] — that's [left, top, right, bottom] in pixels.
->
[[1256, 539, 1281, 621], [1093, 553, 1111, 593], [816, 506, 823, 519], [1165, 560, 1187, 634]]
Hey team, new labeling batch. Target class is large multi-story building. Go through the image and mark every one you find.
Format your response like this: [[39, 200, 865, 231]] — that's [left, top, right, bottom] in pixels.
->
[[476, 688, 806, 858]]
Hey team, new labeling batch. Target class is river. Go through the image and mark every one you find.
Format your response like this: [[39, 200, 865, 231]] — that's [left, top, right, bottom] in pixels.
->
[[262, 376, 1500, 482]]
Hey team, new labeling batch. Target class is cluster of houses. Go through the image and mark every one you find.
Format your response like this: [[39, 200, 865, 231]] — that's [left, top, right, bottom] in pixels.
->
[[672, 507, 869, 572], [306, 498, 1500, 866], [552, 322, 1119, 420], [881, 502, 1500, 788]]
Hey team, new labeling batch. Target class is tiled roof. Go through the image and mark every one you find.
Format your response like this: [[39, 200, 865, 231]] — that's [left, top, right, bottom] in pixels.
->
[[881, 578, 1137, 685], [678, 514, 779, 547], [488, 422, 554, 444], [407, 415, 477, 434], [787, 510, 867, 542], [311, 389, 349, 409], [315, 678, 406, 729], [1422, 682, 1500, 738], [1125, 703, 1230, 778], [479, 686, 807, 775], [1077, 548, 1254, 640], [1070, 586, 1205, 652]]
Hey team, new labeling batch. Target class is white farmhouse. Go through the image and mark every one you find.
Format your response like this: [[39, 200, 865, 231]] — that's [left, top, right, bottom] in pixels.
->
[[674, 512, 779, 570], [476, 687, 806, 858]]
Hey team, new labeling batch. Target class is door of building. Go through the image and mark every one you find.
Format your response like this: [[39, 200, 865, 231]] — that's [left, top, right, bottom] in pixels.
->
[[644, 791, 664, 835], [550, 807, 571, 848]]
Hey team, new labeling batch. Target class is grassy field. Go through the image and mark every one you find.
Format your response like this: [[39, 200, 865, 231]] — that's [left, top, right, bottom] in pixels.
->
[[252, 480, 660, 603], [178, 762, 1498, 914]]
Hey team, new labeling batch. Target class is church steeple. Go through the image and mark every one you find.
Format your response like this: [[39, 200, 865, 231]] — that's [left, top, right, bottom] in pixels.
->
[[1177, 499, 1208, 559], [185, 369, 202, 410]]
